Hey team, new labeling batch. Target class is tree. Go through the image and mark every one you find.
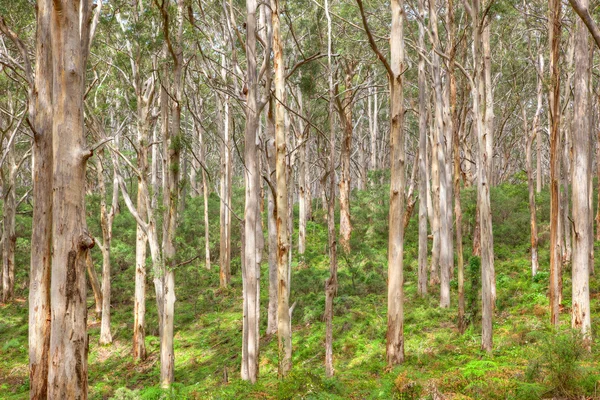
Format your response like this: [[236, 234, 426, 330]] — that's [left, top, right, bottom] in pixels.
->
[[548, 0, 562, 328], [357, 0, 407, 365], [323, 0, 338, 377], [417, 0, 429, 297], [47, 0, 98, 395], [241, 0, 270, 382], [462, 0, 495, 352], [570, 0, 592, 343], [271, 0, 292, 377]]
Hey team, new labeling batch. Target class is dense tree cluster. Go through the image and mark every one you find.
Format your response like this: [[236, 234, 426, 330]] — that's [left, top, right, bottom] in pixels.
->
[[0, 0, 598, 396]]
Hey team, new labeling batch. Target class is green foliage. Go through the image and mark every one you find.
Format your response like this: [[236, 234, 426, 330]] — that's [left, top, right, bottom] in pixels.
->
[[526, 329, 595, 397], [110, 388, 141, 400], [466, 256, 481, 328], [1, 179, 600, 400]]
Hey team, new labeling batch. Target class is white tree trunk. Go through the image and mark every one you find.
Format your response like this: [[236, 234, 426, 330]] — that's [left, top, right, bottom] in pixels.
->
[[571, 5, 592, 342]]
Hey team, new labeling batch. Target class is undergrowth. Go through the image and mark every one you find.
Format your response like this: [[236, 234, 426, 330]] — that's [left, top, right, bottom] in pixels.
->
[[0, 181, 599, 399]]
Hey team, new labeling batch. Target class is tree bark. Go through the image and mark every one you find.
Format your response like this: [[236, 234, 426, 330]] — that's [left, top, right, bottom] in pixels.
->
[[48, 1, 94, 396], [571, 5, 592, 343], [272, 0, 292, 377], [298, 87, 308, 256], [549, 0, 562, 328], [219, 55, 232, 287], [242, 0, 262, 382], [526, 54, 543, 278], [86, 253, 103, 317], [385, 0, 406, 365], [338, 63, 355, 253], [417, 0, 428, 297], [429, 0, 452, 308], [28, 1, 53, 395], [97, 152, 119, 345], [324, 0, 338, 377], [157, 0, 184, 386], [2, 127, 17, 303]]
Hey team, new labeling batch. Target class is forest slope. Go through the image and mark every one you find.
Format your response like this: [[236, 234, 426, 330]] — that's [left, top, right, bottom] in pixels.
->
[[0, 181, 599, 399]]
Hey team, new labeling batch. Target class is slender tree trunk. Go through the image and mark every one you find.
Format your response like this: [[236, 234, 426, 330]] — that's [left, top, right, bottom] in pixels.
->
[[549, 0, 562, 328], [464, 1, 495, 351], [454, 112, 464, 333], [298, 88, 308, 255], [561, 40, 575, 266], [242, 0, 261, 382], [525, 114, 540, 278], [384, 0, 407, 366], [28, 1, 53, 394], [86, 253, 103, 317], [98, 152, 119, 345], [447, 0, 463, 330], [324, 0, 338, 377], [201, 149, 211, 270], [272, 0, 292, 376], [370, 78, 379, 171], [132, 83, 154, 363], [527, 54, 543, 278], [266, 97, 278, 336], [482, 22, 496, 305], [2, 137, 17, 303], [417, 0, 428, 297], [596, 96, 600, 241], [429, 0, 451, 308], [571, 6, 592, 343], [219, 56, 232, 287], [338, 64, 355, 253], [48, 1, 94, 396], [157, 0, 185, 386]]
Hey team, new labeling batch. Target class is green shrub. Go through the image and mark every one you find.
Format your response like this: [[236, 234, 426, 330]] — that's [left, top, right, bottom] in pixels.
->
[[110, 387, 142, 400], [526, 329, 593, 397]]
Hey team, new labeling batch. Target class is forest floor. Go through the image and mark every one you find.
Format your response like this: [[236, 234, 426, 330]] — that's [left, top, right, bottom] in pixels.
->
[[1, 182, 600, 399]]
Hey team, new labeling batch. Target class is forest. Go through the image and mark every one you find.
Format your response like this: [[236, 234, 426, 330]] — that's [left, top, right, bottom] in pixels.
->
[[1, 0, 600, 398]]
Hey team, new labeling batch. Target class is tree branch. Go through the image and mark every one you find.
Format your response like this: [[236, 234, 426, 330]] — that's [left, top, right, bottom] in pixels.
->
[[355, 0, 393, 77]]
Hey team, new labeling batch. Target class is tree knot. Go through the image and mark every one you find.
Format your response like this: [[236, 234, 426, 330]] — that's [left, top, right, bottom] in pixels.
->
[[78, 233, 95, 250]]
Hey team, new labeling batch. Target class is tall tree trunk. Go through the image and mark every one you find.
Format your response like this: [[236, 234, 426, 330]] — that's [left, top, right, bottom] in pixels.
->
[[447, 0, 463, 330], [370, 77, 379, 171], [464, 0, 495, 351], [28, 1, 53, 395], [298, 87, 308, 256], [596, 95, 600, 241], [324, 0, 338, 377], [561, 40, 575, 266], [158, 0, 184, 386], [429, 0, 451, 308], [338, 64, 355, 253], [549, 0, 562, 328], [200, 128, 211, 270], [571, 5, 592, 343], [2, 132, 17, 303], [132, 77, 154, 363], [98, 151, 119, 345], [219, 55, 232, 287], [48, 1, 94, 396], [479, 17, 496, 354], [386, 0, 406, 365], [242, 0, 262, 382], [266, 97, 278, 336], [527, 54, 543, 278], [417, 0, 428, 297], [482, 22, 496, 305], [272, 0, 292, 376]]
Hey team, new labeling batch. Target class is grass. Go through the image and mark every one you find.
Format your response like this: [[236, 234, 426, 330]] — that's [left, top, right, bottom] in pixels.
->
[[1, 182, 599, 399]]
